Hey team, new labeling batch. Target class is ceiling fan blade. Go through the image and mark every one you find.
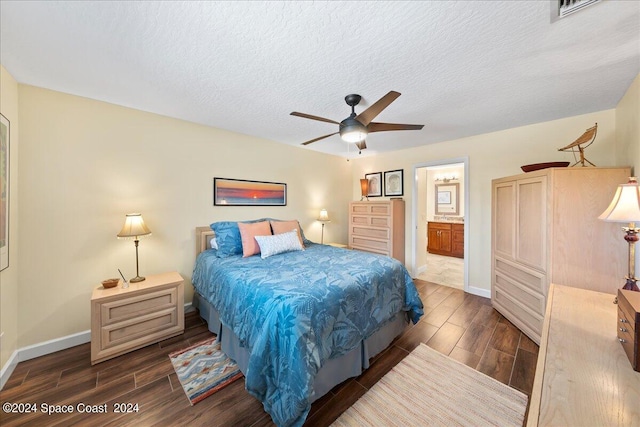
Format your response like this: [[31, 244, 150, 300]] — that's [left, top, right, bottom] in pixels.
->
[[355, 140, 367, 150], [301, 132, 339, 146], [290, 112, 339, 125], [367, 122, 424, 133], [355, 91, 401, 126]]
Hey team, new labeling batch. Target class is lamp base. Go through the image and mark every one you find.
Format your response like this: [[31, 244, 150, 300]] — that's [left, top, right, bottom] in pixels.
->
[[130, 276, 145, 283], [623, 277, 640, 292]]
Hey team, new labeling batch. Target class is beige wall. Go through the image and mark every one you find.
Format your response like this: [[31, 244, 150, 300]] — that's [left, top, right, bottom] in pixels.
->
[[351, 109, 621, 293], [616, 73, 639, 175], [615, 72, 640, 270], [16, 85, 351, 348], [0, 66, 20, 371]]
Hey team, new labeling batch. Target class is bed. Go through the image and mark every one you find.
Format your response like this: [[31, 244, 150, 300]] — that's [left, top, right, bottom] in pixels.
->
[[191, 223, 424, 427]]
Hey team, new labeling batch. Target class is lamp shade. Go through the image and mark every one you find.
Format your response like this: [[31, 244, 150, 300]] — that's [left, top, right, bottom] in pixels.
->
[[598, 177, 640, 223], [360, 179, 369, 197], [117, 213, 152, 238], [318, 209, 330, 222]]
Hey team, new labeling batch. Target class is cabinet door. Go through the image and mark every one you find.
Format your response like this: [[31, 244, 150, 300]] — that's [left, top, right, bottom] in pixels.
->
[[427, 227, 440, 252], [516, 176, 547, 272], [452, 224, 464, 258], [427, 223, 452, 254], [494, 181, 516, 260]]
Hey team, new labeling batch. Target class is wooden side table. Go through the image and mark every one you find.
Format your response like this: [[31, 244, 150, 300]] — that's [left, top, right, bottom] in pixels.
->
[[91, 271, 184, 364]]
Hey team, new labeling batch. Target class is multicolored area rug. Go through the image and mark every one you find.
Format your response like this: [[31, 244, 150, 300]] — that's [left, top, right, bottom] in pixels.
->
[[169, 337, 244, 405]]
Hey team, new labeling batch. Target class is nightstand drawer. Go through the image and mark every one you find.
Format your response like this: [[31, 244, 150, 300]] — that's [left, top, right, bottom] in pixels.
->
[[101, 306, 179, 350], [101, 287, 179, 326]]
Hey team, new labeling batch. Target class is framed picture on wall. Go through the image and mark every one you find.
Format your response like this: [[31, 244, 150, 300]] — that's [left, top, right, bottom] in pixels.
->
[[384, 169, 403, 197], [365, 172, 382, 197], [213, 177, 287, 206], [1, 113, 9, 271]]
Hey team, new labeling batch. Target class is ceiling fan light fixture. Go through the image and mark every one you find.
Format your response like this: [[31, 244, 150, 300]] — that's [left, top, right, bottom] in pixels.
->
[[339, 118, 368, 143]]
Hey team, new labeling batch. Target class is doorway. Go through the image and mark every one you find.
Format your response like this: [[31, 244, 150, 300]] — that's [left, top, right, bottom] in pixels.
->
[[412, 158, 469, 292]]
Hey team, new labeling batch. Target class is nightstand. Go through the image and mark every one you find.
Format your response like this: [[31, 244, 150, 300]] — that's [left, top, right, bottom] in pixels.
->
[[91, 271, 184, 364]]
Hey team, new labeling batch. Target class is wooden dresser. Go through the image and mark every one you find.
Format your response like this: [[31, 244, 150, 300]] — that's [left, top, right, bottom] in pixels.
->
[[491, 167, 630, 344], [348, 200, 405, 264], [427, 221, 464, 258], [527, 284, 640, 426]]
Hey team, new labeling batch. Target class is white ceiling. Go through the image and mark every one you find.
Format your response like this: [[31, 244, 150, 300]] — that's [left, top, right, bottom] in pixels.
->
[[1, 1, 639, 158]]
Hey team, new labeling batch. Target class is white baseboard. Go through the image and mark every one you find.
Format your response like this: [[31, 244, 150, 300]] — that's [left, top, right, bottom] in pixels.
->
[[19, 330, 92, 363], [415, 265, 427, 276], [1, 301, 194, 390], [0, 349, 19, 390], [468, 285, 491, 299]]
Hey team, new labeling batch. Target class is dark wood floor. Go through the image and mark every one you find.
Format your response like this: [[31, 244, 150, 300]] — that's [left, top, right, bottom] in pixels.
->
[[0, 279, 538, 426]]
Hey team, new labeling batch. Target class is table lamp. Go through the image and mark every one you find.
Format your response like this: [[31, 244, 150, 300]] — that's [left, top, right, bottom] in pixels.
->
[[360, 179, 369, 201], [117, 213, 152, 283], [318, 209, 330, 244], [598, 177, 640, 293]]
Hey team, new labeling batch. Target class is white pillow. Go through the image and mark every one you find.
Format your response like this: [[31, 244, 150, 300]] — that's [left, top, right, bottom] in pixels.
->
[[254, 230, 304, 259], [210, 237, 218, 250]]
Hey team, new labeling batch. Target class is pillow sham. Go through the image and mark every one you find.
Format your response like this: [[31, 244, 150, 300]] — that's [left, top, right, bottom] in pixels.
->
[[270, 220, 305, 247], [210, 218, 268, 257], [238, 221, 272, 257], [255, 230, 304, 259]]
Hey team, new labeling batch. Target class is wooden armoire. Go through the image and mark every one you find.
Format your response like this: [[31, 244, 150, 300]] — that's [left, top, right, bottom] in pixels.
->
[[491, 167, 630, 343]]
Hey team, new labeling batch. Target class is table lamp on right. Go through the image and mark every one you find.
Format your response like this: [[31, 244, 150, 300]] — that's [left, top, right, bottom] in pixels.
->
[[598, 177, 640, 293]]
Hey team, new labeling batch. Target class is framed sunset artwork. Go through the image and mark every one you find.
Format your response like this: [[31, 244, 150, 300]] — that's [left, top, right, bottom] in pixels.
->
[[214, 178, 287, 206]]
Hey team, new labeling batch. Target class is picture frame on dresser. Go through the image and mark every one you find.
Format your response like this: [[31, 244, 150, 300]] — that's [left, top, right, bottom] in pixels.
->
[[365, 172, 382, 197], [384, 169, 404, 197]]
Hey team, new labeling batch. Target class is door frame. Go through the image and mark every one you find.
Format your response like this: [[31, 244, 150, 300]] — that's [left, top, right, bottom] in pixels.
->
[[411, 157, 469, 292]]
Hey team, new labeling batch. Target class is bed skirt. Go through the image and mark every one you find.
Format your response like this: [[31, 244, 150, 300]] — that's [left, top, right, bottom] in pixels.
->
[[192, 291, 408, 402]]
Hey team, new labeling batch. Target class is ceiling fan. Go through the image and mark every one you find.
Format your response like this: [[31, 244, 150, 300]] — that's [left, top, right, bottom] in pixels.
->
[[290, 91, 424, 153]]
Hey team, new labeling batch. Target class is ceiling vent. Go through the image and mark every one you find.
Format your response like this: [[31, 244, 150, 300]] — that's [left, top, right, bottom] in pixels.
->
[[551, 0, 602, 22]]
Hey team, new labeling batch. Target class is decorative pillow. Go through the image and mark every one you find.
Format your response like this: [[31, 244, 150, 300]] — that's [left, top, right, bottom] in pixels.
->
[[270, 220, 305, 247], [210, 218, 269, 257], [255, 230, 304, 259], [238, 221, 272, 257]]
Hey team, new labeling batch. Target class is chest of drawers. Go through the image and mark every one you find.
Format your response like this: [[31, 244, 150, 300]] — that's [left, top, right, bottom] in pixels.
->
[[618, 289, 640, 371], [348, 200, 405, 263]]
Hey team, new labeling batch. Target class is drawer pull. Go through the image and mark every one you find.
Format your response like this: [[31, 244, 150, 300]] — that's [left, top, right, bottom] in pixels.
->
[[619, 327, 628, 332], [619, 318, 628, 323], [618, 338, 626, 343]]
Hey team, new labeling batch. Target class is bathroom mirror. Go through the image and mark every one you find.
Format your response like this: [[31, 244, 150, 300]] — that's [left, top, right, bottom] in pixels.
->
[[435, 182, 459, 215]]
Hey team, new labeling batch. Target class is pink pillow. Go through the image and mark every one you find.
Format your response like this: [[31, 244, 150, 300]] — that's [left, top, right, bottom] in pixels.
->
[[238, 221, 272, 257], [270, 220, 304, 247]]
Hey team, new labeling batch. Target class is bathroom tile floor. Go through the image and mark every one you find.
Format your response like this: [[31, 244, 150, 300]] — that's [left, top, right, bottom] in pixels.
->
[[418, 253, 464, 289]]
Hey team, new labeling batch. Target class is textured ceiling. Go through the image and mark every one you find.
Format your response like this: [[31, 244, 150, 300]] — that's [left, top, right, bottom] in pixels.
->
[[1, 1, 639, 158]]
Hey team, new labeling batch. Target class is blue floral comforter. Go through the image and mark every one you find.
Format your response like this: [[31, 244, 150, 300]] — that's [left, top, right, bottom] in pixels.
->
[[192, 243, 423, 427]]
